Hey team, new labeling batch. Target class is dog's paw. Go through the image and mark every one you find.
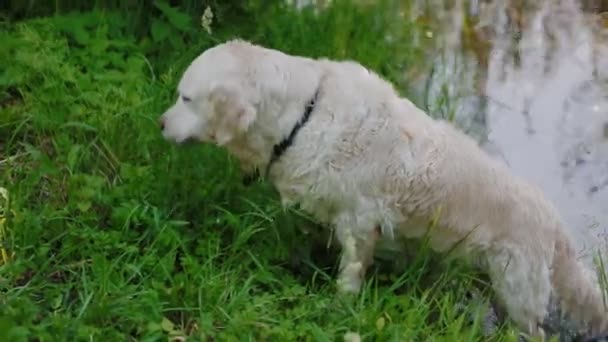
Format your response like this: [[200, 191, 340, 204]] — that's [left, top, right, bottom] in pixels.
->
[[337, 262, 363, 294]]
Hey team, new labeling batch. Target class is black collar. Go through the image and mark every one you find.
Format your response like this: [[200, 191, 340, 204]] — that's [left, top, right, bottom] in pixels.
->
[[242, 89, 320, 186]]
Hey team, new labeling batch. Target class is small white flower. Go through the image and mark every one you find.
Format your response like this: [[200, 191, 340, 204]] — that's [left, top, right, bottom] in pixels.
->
[[201, 6, 214, 34]]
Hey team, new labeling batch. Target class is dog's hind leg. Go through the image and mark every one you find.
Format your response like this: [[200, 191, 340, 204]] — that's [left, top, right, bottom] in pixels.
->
[[486, 248, 552, 340], [335, 225, 380, 294]]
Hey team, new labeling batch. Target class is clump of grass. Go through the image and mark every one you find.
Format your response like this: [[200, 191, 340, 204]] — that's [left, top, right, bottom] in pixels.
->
[[0, 1, 520, 340]]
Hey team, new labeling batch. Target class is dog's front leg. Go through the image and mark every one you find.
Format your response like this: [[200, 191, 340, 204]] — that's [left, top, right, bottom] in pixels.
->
[[335, 226, 380, 294]]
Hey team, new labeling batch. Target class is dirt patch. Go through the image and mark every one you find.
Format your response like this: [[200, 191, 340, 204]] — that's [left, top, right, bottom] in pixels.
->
[[0, 86, 23, 108]]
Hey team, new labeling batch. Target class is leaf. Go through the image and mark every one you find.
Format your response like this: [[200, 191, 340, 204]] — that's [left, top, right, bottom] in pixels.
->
[[153, 1, 192, 32], [61, 122, 98, 132], [161, 317, 175, 332], [150, 18, 172, 43], [375, 316, 385, 331], [76, 201, 91, 213], [77, 187, 97, 200], [90, 37, 110, 55], [168, 220, 190, 227], [0, 187, 8, 202], [71, 26, 91, 45], [67, 144, 82, 171], [52, 294, 63, 310]]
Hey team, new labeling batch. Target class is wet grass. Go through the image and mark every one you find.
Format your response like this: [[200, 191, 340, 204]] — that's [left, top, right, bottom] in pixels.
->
[[0, 1, 563, 341]]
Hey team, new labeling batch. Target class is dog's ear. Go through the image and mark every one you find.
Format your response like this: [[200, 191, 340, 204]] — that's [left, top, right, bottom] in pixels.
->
[[209, 83, 257, 145]]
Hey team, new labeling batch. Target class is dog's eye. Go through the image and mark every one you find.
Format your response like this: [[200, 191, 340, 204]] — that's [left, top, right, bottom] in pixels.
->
[[181, 95, 192, 103]]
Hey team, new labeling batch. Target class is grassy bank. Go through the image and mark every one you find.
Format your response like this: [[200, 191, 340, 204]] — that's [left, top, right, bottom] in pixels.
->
[[0, 1, 520, 340]]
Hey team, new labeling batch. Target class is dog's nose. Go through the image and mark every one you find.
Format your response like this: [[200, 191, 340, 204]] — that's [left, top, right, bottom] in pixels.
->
[[159, 117, 165, 130]]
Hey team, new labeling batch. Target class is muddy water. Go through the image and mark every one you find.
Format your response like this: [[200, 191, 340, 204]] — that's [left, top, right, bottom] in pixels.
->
[[412, 0, 608, 264]]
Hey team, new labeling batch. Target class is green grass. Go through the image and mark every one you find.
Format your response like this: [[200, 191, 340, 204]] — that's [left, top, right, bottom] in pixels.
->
[[0, 1, 528, 341]]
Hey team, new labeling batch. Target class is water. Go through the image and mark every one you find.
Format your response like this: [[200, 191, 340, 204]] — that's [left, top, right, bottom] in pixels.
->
[[411, 0, 608, 265]]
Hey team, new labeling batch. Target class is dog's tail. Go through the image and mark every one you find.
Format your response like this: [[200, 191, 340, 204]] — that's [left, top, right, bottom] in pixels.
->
[[551, 231, 608, 335]]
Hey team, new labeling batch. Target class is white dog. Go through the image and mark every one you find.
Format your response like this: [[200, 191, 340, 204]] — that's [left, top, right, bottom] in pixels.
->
[[158, 40, 607, 339]]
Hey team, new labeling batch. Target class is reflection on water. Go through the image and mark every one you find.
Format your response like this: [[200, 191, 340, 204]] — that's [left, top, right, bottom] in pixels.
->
[[412, 0, 608, 263]]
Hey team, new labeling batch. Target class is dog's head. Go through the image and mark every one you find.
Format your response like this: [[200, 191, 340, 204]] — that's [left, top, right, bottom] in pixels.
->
[[158, 41, 258, 146]]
